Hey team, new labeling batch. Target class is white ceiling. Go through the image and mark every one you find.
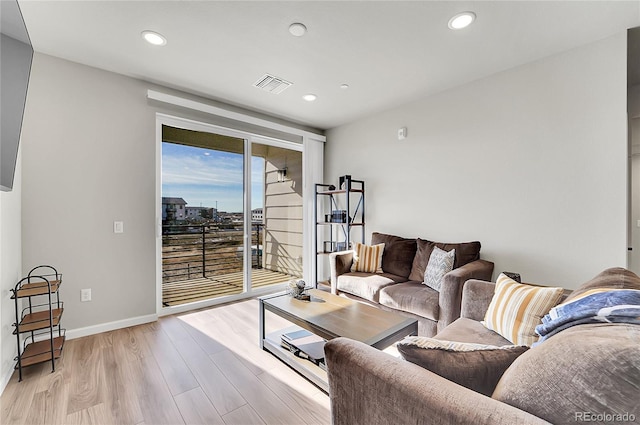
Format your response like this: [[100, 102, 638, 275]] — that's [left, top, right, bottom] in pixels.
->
[[18, 1, 640, 130]]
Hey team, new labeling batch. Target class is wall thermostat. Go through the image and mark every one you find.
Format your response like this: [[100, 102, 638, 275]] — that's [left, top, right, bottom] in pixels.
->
[[398, 127, 407, 140]]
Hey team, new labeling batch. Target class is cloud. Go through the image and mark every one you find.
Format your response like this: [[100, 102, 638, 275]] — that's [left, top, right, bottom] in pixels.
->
[[162, 144, 243, 186], [162, 143, 264, 212]]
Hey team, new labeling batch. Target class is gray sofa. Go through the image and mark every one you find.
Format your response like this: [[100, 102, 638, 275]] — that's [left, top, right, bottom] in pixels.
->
[[329, 232, 494, 336], [325, 267, 640, 425]]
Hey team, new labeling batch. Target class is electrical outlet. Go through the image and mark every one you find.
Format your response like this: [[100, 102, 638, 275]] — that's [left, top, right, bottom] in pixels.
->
[[81, 288, 92, 302]]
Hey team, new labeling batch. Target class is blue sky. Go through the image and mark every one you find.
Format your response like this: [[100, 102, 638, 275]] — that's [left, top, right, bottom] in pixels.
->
[[162, 142, 263, 212]]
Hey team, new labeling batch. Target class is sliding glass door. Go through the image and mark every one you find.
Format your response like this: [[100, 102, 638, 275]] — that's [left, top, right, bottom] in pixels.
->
[[250, 141, 303, 290], [159, 123, 303, 309]]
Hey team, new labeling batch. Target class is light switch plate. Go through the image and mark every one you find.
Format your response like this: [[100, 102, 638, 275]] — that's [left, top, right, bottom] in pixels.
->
[[114, 221, 124, 233], [81, 288, 91, 302]]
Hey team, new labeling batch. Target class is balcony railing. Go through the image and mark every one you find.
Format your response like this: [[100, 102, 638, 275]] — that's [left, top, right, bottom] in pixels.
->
[[162, 223, 263, 283]]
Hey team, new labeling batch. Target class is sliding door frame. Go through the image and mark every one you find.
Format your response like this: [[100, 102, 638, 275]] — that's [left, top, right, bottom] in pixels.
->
[[155, 113, 308, 316]]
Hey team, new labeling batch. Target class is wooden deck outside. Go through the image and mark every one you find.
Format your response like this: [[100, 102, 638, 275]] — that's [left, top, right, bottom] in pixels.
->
[[162, 268, 297, 306]]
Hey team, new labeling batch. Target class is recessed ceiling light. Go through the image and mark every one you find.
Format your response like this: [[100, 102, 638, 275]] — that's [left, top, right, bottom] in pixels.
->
[[141, 30, 167, 46], [302, 94, 317, 102], [289, 23, 307, 37], [340, 84, 349, 90], [448, 12, 476, 30]]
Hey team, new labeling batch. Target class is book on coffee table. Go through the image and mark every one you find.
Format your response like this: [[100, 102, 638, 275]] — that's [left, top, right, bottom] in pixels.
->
[[281, 329, 326, 367]]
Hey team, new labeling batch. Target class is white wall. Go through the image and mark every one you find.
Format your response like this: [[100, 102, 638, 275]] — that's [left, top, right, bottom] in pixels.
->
[[18, 53, 323, 337], [0, 149, 22, 392], [325, 33, 628, 288], [21, 53, 158, 333]]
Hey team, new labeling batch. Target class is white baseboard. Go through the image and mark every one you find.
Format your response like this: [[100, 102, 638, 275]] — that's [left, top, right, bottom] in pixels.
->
[[65, 313, 158, 340]]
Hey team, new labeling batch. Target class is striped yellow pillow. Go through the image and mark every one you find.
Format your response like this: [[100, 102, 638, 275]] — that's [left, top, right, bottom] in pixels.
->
[[483, 274, 564, 346], [351, 242, 385, 273]]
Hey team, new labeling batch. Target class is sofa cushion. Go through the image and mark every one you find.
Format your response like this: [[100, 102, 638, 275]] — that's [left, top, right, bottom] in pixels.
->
[[423, 247, 455, 291], [350, 242, 384, 273], [337, 272, 404, 303], [435, 317, 514, 347], [371, 232, 417, 278], [397, 337, 528, 396], [563, 266, 640, 303], [408, 239, 481, 282], [492, 323, 640, 424], [379, 282, 439, 320], [484, 274, 564, 346]]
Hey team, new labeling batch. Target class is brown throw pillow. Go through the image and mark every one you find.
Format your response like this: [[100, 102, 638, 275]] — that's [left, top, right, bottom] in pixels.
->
[[370, 232, 416, 277], [397, 337, 528, 396], [408, 239, 481, 281], [563, 267, 640, 303], [408, 239, 437, 281]]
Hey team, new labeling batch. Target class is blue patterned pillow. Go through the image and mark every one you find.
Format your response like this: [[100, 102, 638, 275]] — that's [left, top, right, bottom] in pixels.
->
[[423, 247, 455, 291]]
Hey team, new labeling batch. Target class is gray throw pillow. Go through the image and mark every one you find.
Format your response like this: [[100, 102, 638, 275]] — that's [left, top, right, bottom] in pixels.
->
[[492, 323, 640, 424], [397, 337, 528, 396], [423, 247, 455, 291]]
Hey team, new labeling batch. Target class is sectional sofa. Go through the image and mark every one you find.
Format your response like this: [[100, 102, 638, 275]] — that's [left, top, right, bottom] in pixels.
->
[[329, 232, 494, 336], [325, 267, 640, 425]]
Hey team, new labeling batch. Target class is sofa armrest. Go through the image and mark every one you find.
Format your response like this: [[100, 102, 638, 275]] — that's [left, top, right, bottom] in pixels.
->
[[324, 337, 550, 425], [461, 279, 496, 321], [438, 259, 494, 332], [329, 250, 355, 294]]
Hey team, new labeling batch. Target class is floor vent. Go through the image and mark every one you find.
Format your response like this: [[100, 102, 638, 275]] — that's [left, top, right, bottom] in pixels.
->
[[253, 74, 293, 94]]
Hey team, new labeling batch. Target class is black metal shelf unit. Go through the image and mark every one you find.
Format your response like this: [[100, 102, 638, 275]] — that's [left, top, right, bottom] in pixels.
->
[[314, 175, 365, 288], [11, 265, 65, 382]]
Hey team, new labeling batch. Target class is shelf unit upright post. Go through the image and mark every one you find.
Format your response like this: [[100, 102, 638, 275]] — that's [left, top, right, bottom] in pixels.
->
[[314, 175, 365, 289], [11, 265, 65, 382]]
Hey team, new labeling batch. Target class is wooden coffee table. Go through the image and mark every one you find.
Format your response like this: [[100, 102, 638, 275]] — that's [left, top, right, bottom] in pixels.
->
[[259, 288, 418, 392]]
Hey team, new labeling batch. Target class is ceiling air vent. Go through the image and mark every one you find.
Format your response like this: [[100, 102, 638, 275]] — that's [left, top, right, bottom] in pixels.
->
[[253, 74, 293, 94]]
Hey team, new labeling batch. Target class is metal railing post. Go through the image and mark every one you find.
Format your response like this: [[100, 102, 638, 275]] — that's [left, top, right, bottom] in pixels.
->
[[257, 224, 260, 269], [256, 223, 263, 269], [202, 225, 206, 278]]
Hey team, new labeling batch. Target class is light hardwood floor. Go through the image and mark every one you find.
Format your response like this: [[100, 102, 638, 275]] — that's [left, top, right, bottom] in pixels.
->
[[0, 298, 331, 425]]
